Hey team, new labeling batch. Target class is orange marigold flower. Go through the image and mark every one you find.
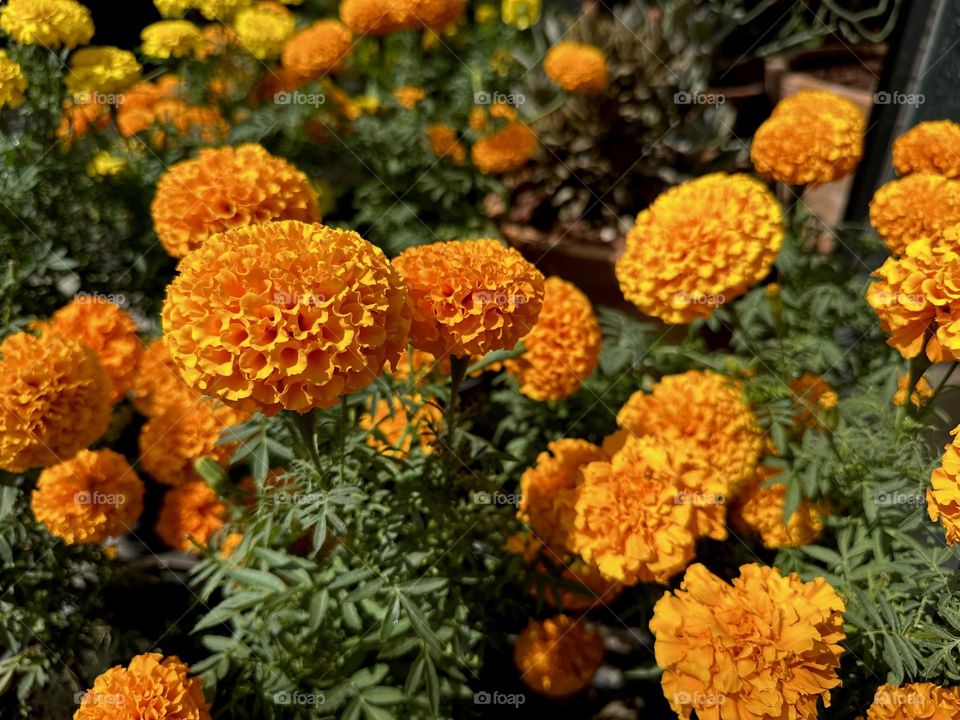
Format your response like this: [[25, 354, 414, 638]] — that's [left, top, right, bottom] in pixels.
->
[[409, 0, 465, 28], [339, 0, 397, 35], [650, 563, 845, 720], [892, 121, 960, 179], [538, 559, 623, 612], [870, 174, 960, 255], [616, 370, 763, 497], [393, 238, 544, 358], [557, 436, 725, 585], [58, 96, 110, 139], [732, 466, 824, 549], [751, 90, 864, 186], [0, 0, 94, 49], [471, 121, 537, 174], [426, 123, 465, 164], [866, 683, 960, 720], [151, 144, 319, 258], [0, 332, 111, 473], [281, 20, 353, 79], [197, 22, 236, 58], [544, 41, 607, 94], [866, 225, 960, 361], [616, 173, 783, 323], [31, 449, 144, 544], [505, 276, 600, 401], [133, 338, 198, 417], [38, 297, 142, 403], [233, 2, 295, 60], [929, 425, 960, 545], [393, 84, 426, 109], [518, 439, 607, 555], [139, 398, 249, 486], [163, 221, 411, 415], [74, 652, 210, 720], [359, 395, 441, 457], [513, 615, 603, 698], [894, 373, 933, 408], [156, 481, 226, 551]]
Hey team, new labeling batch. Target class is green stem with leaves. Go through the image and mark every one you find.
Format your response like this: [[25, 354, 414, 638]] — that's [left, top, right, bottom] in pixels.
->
[[292, 408, 322, 470], [445, 356, 470, 463]]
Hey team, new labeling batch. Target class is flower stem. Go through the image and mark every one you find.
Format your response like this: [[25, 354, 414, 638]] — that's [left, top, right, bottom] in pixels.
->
[[339, 396, 348, 480], [292, 409, 322, 470], [446, 356, 470, 460]]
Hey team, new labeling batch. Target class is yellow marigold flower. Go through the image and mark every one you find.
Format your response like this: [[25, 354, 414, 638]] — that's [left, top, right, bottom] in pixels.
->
[[65, 47, 141, 97], [393, 84, 426, 109], [151, 143, 319, 258], [31, 449, 144, 545], [513, 615, 603, 698], [506, 276, 600, 401], [502, 0, 540, 29], [139, 398, 249, 486], [0, 51, 27, 110], [340, 0, 397, 35], [617, 370, 763, 497], [393, 238, 544, 358], [360, 395, 441, 457], [870, 174, 960, 255], [141, 20, 202, 59], [163, 221, 412, 415], [197, 0, 254, 20], [0, 0, 93, 49], [426, 123, 465, 164], [281, 20, 352, 79], [39, 297, 142, 404], [866, 225, 960, 361], [732, 466, 824, 548], [133, 338, 197, 418], [866, 683, 960, 720], [892, 121, 960, 179], [471, 121, 537, 174], [651, 563, 846, 720], [233, 2, 295, 59], [155, 481, 226, 551], [557, 436, 725, 585], [75, 652, 210, 720], [0, 332, 111, 473], [616, 173, 783, 324], [475, 3, 498, 23], [751, 90, 864, 186], [518, 439, 607, 555], [929, 427, 960, 545], [544, 42, 607, 94], [85, 151, 125, 177], [894, 373, 933, 407], [154, 0, 196, 17]]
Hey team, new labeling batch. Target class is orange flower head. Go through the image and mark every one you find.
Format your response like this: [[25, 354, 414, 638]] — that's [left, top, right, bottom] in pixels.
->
[[538, 559, 624, 612], [731, 466, 824, 549], [359, 395, 441, 457], [162, 221, 411, 415], [617, 370, 763, 497], [751, 90, 864, 186], [892, 121, 960, 179], [929, 425, 960, 545], [38, 297, 142, 403], [893, 372, 933, 408], [133, 338, 198, 417], [139, 397, 249, 486], [650, 563, 846, 720], [393, 238, 544, 358], [58, 96, 110, 139], [31, 449, 144, 544], [506, 276, 600, 401], [411, 0, 465, 28], [155, 481, 226, 551], [471, 121, 537, 174], [544, 41, 607, 94], [426, 123, 465, 164], [151, 144, 319, 258], [870, 174, 960, 255], [517, 438, 607, 555], [339, 0, 397, 35], [513, 615, 603, 698], [616, 173, 783, 324], [866, 683, 960, 720], [281, 20, 353, 79], [74, 652, 210, 720], [0, 332, 111, 472], [393, 85, 427, 109]]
